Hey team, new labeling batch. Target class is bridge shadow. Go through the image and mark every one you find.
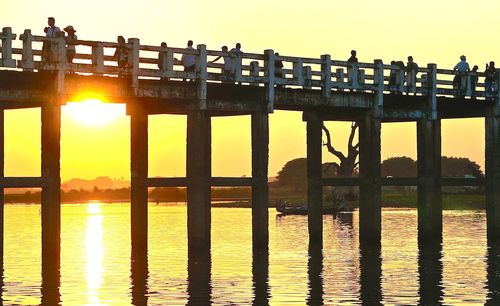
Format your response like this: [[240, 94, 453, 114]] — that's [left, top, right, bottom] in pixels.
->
[[418, 241, 443, 305], [187, 249, 212, 305]]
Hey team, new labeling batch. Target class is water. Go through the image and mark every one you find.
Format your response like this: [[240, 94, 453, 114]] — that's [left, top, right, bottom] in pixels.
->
[[1, 203, 497, 305]]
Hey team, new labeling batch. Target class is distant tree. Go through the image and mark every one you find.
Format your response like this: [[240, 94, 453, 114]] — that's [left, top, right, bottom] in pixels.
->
[[381, 156, 417, 177], [442, 156, 483, 178], [322, 122, 359, 177], [276, 158, 307, 191]]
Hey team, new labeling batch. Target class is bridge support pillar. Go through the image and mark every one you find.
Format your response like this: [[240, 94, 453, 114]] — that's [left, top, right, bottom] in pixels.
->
[[130, 107, 148, 255], [187, 111, 211, 251], [417, 118, 442, 244], [486, 114, 500, 241], [41, 102, 61, 283], [359, 114, 381, 245], [251, 111, 269, 250], [306, 112, 323, 246]]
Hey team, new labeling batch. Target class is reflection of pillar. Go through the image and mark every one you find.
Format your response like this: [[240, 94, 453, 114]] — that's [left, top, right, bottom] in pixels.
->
[[130, 107, 148, 255], [130, 252, 149, 306], [187, 249, 212, 305], [486, 112, 500, 242], [187, 111, 211, 251], [307, 243, 324, 306], [486, 241, 500, 304], [417, 119, 442, 244], [41, 102, 61, 283], [41, 265, 61, 306], [251, 111, 269, 250], [418, 242, 443, 305], [252, 249, 270, 306], [0, 109, 3, 262], [306, 112, 323, 246], [359, 244, 382, 304], [359, 114, 381, 245]]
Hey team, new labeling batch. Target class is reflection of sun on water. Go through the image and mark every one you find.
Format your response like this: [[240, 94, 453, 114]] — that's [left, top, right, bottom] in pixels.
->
[[65, 99, 125, 126], [86, 203, 104, 305]]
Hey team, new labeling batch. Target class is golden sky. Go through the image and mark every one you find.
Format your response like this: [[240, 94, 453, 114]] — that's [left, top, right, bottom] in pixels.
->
[[1, 1, 497, 180]]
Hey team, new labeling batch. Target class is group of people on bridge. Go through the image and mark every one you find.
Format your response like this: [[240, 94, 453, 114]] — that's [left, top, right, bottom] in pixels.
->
[[38, 17, 497, 96]]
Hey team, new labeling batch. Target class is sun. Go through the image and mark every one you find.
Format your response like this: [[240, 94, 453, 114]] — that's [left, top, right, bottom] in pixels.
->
[[64, 99, 125, 126]]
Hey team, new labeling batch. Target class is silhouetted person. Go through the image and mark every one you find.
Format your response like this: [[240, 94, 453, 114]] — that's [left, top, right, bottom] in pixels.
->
[[471, 65, 479, 97], [63, 25, 77, 63], [182, 40, 196, 72], [211, 45, 232, 76], [42, 17, 61, 62], [275, 52, 284, 88], [485, 61, 496, 96], [405, 56, 418, 94], [158, 42, 169, 81], [229, 43, 243, 84], [347, 50, 359, 87], [347, 50, 358, 63], [113, 35, 128, 68], [389, 60, 397, 91], [453, 55, 470, 95]]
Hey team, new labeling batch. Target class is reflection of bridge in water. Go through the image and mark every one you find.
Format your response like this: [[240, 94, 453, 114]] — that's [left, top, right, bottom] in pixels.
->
[[1, 26, 500, 302]]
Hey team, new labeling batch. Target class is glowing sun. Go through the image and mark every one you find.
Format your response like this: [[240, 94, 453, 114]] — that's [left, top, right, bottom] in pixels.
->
[[65, 99, 125, 126]]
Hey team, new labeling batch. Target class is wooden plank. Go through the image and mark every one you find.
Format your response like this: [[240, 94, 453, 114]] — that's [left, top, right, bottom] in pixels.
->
[[0, 177, 45, 188], [211, 177, 253, 187], [147, 177, 187, 187]]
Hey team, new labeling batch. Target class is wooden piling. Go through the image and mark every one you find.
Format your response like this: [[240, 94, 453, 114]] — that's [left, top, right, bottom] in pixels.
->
[[130, 106, 148, 254], [358, 114, 382, 245], [187, 111, 211, 251], [485, 69, 500, 242], [417, 119, 442, 244], [251, 111, 269, 250], [41, 101, 61, 279], [306, 112, 323, 245]]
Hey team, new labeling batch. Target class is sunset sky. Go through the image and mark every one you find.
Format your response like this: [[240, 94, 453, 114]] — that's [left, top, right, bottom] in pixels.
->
[[1, 1, 497, 180]]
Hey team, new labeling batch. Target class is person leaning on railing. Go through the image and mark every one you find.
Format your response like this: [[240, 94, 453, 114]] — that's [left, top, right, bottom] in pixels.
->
[[113, 35, 129, 68], [63, 25, 77, 63]]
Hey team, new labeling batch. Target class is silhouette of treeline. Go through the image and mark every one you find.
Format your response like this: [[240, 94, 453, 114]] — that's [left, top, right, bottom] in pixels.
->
[[4, 186, 252, 204]]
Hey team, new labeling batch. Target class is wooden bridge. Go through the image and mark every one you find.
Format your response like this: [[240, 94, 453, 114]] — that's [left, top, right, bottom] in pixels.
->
[[1, 26, 500, 266]]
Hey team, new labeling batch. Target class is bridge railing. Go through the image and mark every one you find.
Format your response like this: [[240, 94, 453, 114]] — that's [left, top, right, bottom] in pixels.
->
[[1, 26, 498, 101]]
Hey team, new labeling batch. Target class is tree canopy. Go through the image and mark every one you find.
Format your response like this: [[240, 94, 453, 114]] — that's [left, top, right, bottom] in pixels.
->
[[380, 156, 483, 177]]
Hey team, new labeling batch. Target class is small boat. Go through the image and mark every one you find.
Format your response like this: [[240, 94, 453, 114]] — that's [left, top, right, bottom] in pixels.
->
[[275, 199, 345, 215]]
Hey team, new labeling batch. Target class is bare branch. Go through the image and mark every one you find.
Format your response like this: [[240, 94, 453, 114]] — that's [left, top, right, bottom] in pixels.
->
[[348, 121, 359, 150], [322, 125, 346, 161]]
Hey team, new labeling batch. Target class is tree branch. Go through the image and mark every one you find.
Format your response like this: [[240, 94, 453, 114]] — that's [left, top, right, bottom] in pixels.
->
[[348, 121, 359, 150], [322, 125, 346, 160]]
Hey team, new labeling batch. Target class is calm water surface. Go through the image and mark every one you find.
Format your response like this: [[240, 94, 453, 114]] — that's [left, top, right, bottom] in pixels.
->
[[2, 203, 498, 305]]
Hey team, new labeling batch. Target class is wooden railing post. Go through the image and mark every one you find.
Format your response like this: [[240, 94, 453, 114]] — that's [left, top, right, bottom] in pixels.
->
[[128, 38, 140, 89], [264, 49, 275, 112], [321, 54, 331, 99], [54, 37, 67, 95], [0, 27, 17, 68], [196, 44, 207, 109], [19, 29, 34, 71], [249, 61, 259, 86], [293, 59, 304, 86], [374, 60, 384, 107], [348, 63, 359, 88], [427, 64, 437, 120], [92, 42, 104, 75], [336, 68, 345, 89], [303, 66, 312, 90]]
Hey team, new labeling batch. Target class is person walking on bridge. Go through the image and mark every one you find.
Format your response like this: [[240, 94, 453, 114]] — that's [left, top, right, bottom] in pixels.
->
[[229, 43, 243, 83], [181, 40, 196, 73], [42, 17, 61, 62], [63, 25, 77, 64], [453, 55, 470, 95], [211, 45, 232, 77]]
